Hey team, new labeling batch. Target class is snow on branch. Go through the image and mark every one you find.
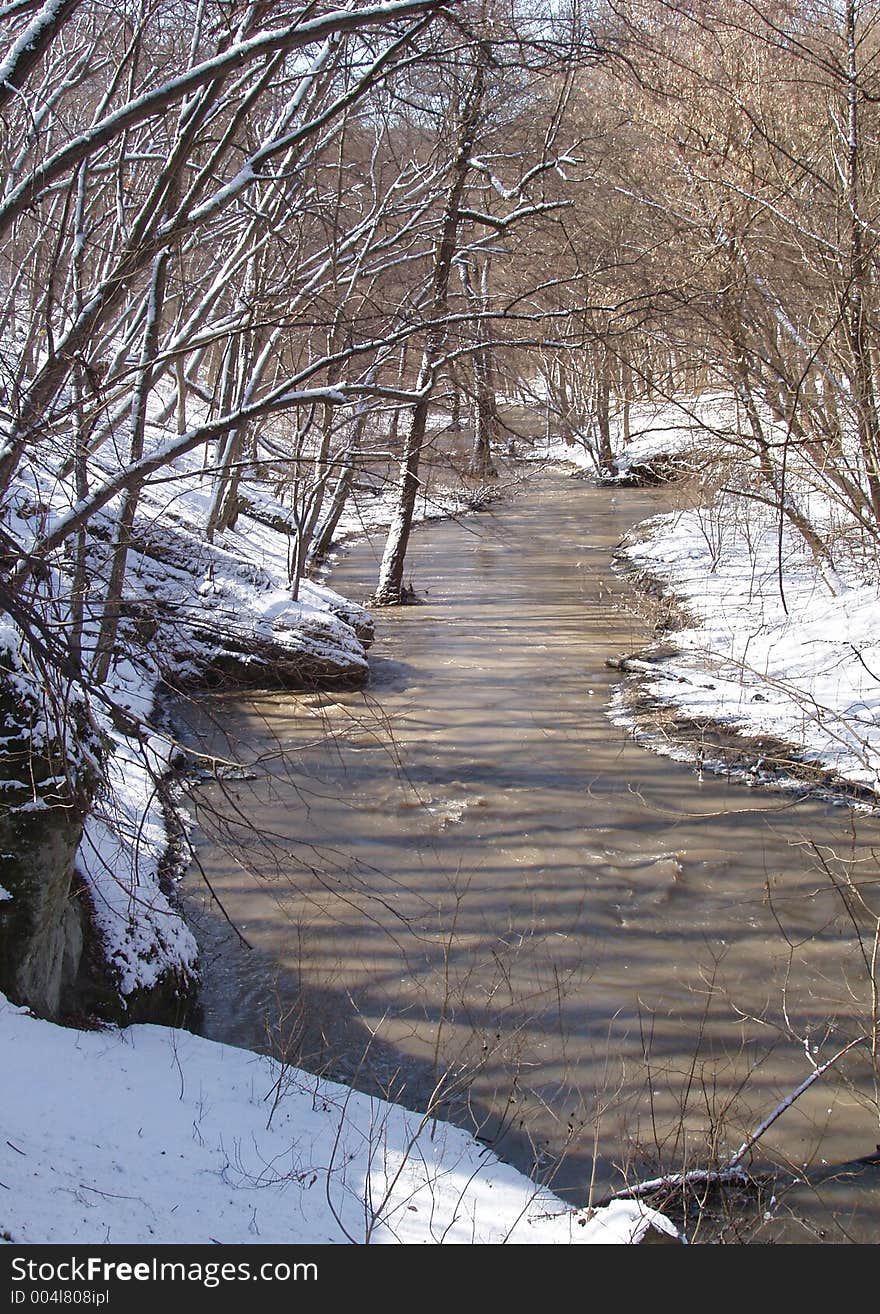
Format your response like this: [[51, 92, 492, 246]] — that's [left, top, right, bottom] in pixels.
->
[[459, 199, 572, 230], [0, 0, 455, 234], [0, 0, 82, 113]]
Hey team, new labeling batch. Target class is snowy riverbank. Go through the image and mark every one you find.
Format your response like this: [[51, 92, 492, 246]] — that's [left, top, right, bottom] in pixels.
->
[[12, 381, 875, 1246], [0, 991, 677, 1245], [610, 500, 880, 801], [3, 437, 492, 1014], [548, 393, 880, 804], [17, 455, 377, 1013]]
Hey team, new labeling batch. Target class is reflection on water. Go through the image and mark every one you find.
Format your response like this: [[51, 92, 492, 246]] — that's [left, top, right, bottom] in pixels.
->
[[177, 473, 880, 1242]]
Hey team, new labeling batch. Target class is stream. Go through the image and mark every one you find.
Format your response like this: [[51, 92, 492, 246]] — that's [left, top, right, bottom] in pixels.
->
[[177, 470, 880, 1242]]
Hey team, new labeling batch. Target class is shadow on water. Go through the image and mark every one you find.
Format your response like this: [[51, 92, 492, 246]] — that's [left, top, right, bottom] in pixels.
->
[[175, 470, 880, 1243]]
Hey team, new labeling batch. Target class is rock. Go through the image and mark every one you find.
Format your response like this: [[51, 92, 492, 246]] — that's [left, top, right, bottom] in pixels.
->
[[0, 658, 101, 1019], [177, 612, 370, 689]]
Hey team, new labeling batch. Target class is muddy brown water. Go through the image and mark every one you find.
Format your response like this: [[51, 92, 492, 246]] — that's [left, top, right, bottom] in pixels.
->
[[177, 471, 880, 1242]]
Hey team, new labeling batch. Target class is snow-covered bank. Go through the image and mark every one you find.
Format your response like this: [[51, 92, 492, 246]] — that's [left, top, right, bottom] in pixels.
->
[[559, 394, 880, 802], [0, 992, 677, 1245], [610, 504, 880, 799], [5, 415, 690, 1248], [80, 459, 505, 1006], [521, 393, 732, 482], [2, 442, 380, 1018]]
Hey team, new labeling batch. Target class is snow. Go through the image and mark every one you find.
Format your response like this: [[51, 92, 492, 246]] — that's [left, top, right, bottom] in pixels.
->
[[610, 504, 880, 795], [0, 0, 69, 87], [78, 718, 199, 999], [1, 434, 681, 1242], [520, 386, 880, 800], [19, 344, 868, 1246], [527, 429, 596, 472], [0, 992, 678, 1245], [520, 393, 732, 477], [583, 399, 880, 799], [1, 402, 386, 1002], [0, 2, 447, 230], [2, 344, 489, 1006], [610, 394, 732, 478], [2, 382, 686, 1248]]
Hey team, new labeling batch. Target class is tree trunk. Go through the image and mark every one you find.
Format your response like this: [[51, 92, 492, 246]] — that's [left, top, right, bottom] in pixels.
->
[[92, 248, 170, 684], [373, 353, 435, 603], [460, 257, 498, 477], [842, 0, 880, 523], [308, 385, 374, 570], [374, 62, 485, 605], [596, 367, 612, 470]]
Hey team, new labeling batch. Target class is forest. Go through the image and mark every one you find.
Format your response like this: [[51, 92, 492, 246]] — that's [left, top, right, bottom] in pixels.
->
[[3, 0, 880, 687], [4, 0, 880, 697]]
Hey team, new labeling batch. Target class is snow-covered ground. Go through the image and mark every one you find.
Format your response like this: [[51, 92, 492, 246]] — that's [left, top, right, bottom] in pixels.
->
[[521, 392, 733, 479], [611, 502, 880, 796], [4, 414, 482, 1006], [542, 391, 880, 801], [0, 991, 676, 1245], [6, 449, 377, 1005], [14, 377, 879, 1247]]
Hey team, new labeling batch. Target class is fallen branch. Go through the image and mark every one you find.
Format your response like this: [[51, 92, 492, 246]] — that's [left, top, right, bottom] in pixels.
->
[[726, 1034, 870, 1170], [605, 652, 692, 683], [603, 1032, 872, 1205]]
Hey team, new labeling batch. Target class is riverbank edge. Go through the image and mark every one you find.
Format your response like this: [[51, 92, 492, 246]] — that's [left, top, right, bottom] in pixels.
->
[[607, 544, 880, 814], [72, 465, 523, 1023]]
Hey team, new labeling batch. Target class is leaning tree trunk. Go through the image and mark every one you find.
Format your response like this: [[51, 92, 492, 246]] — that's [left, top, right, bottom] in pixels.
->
[[373, 354, 435, 603], [471, 367, 499, 477], [373, 63, 485, 605], [595, 356, 613, 471], [92, 248, 170, 685], [842, 0, 880, 525]]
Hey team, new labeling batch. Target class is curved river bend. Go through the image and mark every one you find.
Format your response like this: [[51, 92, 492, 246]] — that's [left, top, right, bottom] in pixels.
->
[[178, 472, 880, 1242]]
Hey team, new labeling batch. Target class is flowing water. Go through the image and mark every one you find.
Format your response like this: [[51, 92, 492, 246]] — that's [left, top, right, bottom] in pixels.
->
[[177, 471, 880, 1242]]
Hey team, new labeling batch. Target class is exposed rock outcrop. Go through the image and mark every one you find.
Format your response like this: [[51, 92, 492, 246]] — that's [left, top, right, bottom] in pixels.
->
[[0, 652, 102, 1019], [122, 516, 374, 690]]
